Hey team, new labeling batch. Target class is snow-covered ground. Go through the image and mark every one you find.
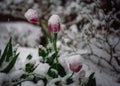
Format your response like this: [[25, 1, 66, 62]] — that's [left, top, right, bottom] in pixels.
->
[[0, 22, 120, 86], [0, 22, 43, 49]]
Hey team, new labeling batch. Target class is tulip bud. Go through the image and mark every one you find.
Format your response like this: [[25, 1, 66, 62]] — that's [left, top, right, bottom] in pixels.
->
[[48, 14, 61, 33], [24, 9, 39, 23], [69, 63, 82, 73], [68, 55, 82, 73]]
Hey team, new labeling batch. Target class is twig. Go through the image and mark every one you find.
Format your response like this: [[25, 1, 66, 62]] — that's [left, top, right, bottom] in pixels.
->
[[12, 77, 33, 86]]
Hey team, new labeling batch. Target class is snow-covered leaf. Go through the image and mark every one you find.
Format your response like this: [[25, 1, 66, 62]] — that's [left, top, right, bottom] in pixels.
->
[[1, 53, 19, 73], [5, 37, 13, 62], [47, 63, 66, 78], [26, 54, 32, 60], [25, 63, 38, 73], [0, 38, 10, 66], [47, 67, 58, 78]]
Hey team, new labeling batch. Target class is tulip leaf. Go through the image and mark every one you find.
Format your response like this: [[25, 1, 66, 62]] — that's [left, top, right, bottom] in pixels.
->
[[38, 47, 46, 61], [26, 54, 32, 60], [66, 78, 73, 85], [0, 38, 11, 67], [39, 19, 51, 39], [47, 68, 58, 78], [34, 77, 47, 86], [25, 63, 38, 73], [25, 63, 34, 73], [45, 52, 58, 65], [0, 44, 8, 67], [86, 72, 96, 86], [1, 53, 19, 73], [55, 81, 61, 86], [20, 73, 29, 79], [47, 63, 66, 78], [6, 37, 13, 62], [0, 49, 1, 57], [57, 63, 66, 77]]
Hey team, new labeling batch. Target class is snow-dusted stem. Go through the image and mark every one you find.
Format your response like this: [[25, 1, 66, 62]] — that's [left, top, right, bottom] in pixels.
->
[[39, 19, 47, 36], [54, 33, 57, 52], [68, 72, 74, 80], [12, 77, 33, 86], [53, 33, 59, 64]]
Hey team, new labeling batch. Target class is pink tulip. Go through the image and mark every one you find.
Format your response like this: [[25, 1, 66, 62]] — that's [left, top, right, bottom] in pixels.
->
[[67, 55, 83, 73], [48, 14, 61, 33], [24, 9, 39, 23], [69, 63, 82, 73]]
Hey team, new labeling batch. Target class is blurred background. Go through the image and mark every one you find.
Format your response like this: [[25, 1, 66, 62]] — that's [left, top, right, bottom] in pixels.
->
[[0, 0, 120, 86]]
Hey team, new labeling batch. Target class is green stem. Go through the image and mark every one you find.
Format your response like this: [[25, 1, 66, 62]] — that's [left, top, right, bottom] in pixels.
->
[[54, 33, 57, 52], [53, 33, 59, 67], [68, 72, 74, 79], [39, 19, 52, 40]]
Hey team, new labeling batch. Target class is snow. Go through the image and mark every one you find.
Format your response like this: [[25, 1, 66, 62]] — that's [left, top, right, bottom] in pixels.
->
[[21, 81, 36, 86], [15, 47, 42, 70], [9, 70, 25, 80], [48, 14, 61, 25], [0, 22, 42, 49], [66, 55, 83, 67], [0, 73, 12, 86], [34, 63, 50, 77], [36, 80, 44, 86], [13, 0, 22, 4], [95, 72, 119, 86]]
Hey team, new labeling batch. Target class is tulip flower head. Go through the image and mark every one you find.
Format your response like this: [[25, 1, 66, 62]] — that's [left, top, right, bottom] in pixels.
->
[[68, 55, 83, 73], [48, 14, 61, 33], [24, 9, 39, 23], [69, 63, 82, 73]]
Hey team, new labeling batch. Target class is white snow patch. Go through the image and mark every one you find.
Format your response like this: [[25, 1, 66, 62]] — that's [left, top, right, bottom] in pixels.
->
[[21, 81, 36, 86]]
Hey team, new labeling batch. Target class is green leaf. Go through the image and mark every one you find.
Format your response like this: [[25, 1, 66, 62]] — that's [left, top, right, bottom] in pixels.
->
[[39, 19, 51, 40], [0, 38, 10, 67], [47, 63, 59, 78], [38, 48, 47, 63], [66, 78, 73, 85], [20, 73, 29, 79], [45, 37, 53, 49], [33, 76, 48, 86], [89, 72, 95, 80], [25, 63, 34, 73], [46, 48, 51, 53], [6, 37, 13, 62], [1, 53, 19, 73], [40, 19, 48, 29], [47, 63, 66, 78], [86, 72, 96, 86], [47, 68, 58, 78], [45, 37, 49, 46], [45, 52, 57, 65], [57, 63, 66, 77], [42, 78, 47, 86], [48, 63, 66, 77], [32, 75, 48, 86], [0, 49, 1, 57], [55, 81, 61, 86], [25, 63, 38, 73], [26, 54, 32, 60], [38, 48, 46, 61]]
